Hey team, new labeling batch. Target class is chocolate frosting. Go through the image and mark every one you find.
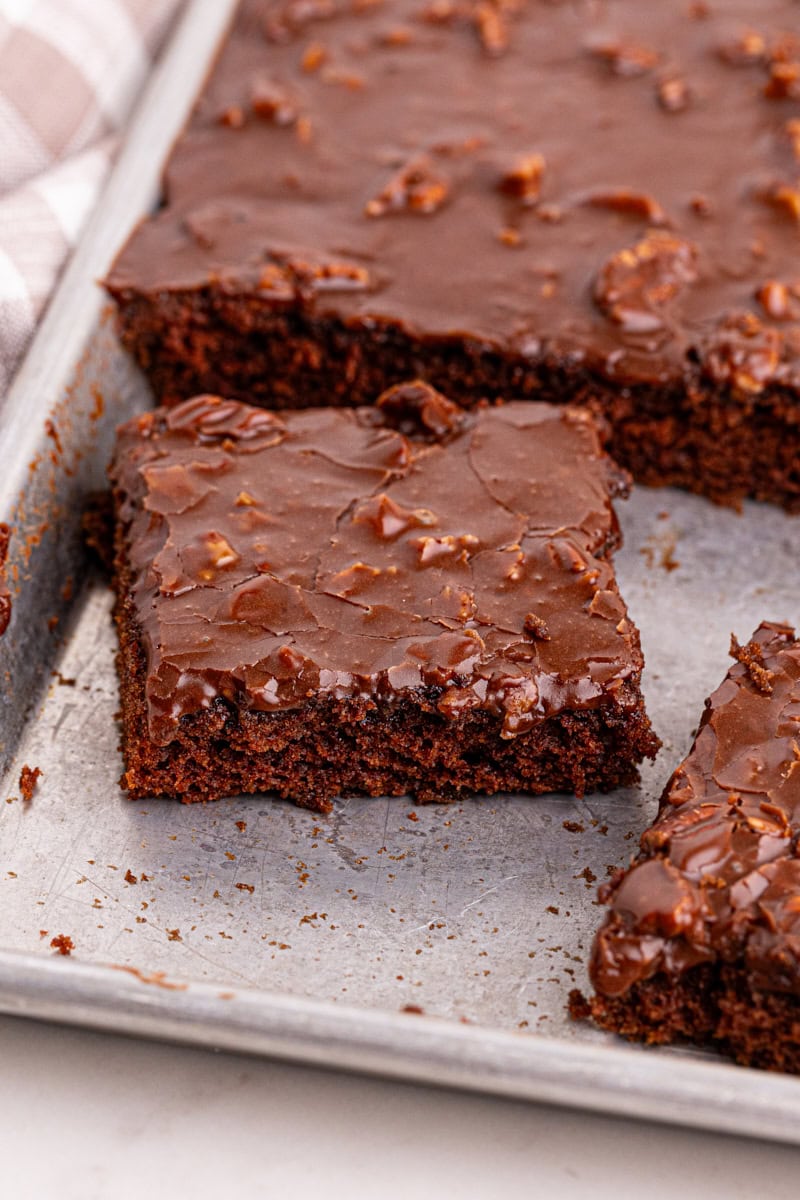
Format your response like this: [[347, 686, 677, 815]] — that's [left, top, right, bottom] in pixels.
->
[[108, 0, 800, 391], [110, 387, 647, 745], [591, 622, 800, 999]]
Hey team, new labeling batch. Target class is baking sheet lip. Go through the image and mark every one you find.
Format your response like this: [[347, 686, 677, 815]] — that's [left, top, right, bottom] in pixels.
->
[[1, 949, 799, 1145], [1, 0, 798, 1140]]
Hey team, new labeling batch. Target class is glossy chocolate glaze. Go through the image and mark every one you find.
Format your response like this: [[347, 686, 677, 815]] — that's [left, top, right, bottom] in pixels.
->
[[591, 623, 800, 999], [110, 386, 649, 746], [108, 0, 800, 392]]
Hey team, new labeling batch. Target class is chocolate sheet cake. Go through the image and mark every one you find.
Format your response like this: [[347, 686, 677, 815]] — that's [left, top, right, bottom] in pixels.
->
[[107, 0, 800, 510], [108, 384, 658, 810], [573, 622, 800, 1073]]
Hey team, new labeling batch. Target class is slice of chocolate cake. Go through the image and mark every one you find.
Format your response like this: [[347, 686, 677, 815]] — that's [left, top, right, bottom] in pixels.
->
[[108, 383, 658, 811], [574, 622, 800, 1072], [106, 0, 800, 511]]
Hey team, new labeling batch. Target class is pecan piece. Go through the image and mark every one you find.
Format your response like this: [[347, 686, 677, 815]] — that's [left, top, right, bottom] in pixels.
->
[[415, 534, 480, 566], [588, 38, 658, 77], [303, 261, 372, 292], [296, 115, 313, 144], [689, 194, 712, 217], [376, 380, 465, 438], [764, 61, 800, 100], [498, 153, 545, 204], [217, 104, 245, 128], [419, 0, 458, 24], [250, 76, 299, 125], [178, 530, 241, 585], [705, 312, 782, 394], [770, 33, 800, 63], [253, 252, 373, 304], [730, 634, 774, 695], [584, 188, 668, 225], [756, 281, 792, 321], [474, 2, 508, 56], [321, 67, 366, 89], [300, 41, 328, 71], [276, 252, 373, 299], [523, 613, 550, 641], [352, 494, 437, 540], [657, 75, 691, 112], [717, 29, 766, 65], [379, 26, 414, 47], [498, 226, 522, 246], [256, 262, 296, 300], [365, 155, 449, 217], [593, 231, 698, 334], [762, 181, 800, 223]]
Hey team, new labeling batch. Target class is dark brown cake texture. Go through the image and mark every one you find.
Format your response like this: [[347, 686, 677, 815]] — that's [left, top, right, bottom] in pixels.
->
[[108, 383, 658, 810], [106, 0, 800, 511], [572, 622, 800, 1073]]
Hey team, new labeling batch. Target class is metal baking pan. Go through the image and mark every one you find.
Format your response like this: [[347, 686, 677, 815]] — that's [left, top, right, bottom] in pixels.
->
[[1, 0, 799, 1144]]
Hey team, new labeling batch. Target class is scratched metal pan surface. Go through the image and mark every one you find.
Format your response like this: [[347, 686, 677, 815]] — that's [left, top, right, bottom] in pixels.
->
[[1, 0, 800, 1146]]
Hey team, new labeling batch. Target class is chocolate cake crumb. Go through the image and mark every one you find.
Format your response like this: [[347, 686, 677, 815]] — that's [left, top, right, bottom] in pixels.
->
[[19, 765, 42, 803], [567, 988, 592, 1021]]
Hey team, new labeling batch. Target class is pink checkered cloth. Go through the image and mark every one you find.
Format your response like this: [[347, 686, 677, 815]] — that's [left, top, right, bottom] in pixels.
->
[[0, 0, 182, 396]]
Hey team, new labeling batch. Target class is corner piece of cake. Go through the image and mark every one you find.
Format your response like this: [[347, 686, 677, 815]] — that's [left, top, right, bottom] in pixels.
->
[[572, 621, 800, 1072], [108, 382, 658, 810], [105, 0, 800, 511]]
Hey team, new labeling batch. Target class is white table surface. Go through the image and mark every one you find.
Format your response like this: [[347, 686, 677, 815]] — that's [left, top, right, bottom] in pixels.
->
[[1, 1013, 797, 1199]]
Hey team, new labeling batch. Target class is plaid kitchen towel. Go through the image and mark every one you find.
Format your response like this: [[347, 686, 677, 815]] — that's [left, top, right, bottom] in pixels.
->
[[0, 0, 182, 397]]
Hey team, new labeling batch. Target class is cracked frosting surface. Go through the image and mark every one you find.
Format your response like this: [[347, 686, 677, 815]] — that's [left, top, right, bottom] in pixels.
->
[[110, 388, 646, 744], [108, 0, 800, 391], [591, 622, 800, 998]]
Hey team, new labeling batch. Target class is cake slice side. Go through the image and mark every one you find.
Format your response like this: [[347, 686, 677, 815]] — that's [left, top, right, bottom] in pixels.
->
[[573, 622, 800, 1072], [108, 385, 659, 810], [105, 0, 800, 512]]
